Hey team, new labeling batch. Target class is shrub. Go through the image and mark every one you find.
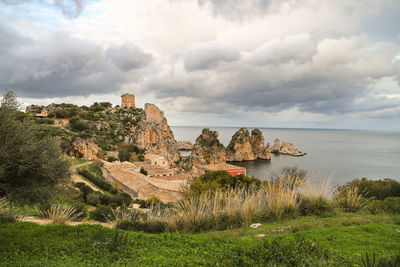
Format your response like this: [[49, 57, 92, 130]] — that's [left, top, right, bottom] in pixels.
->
[[383, 197, 400, 214], [78, 168, 114, 193], [119, 220, 168, 233], [89, 205, 113, 222], [0, 199, 21, 223], [186, 170, 262, 196], [336, 178, 400, 200], [86, 192, 100, 206], [107, 156, 118, 162], [299, 196, 334, 216], [140, 167, 148, 176]]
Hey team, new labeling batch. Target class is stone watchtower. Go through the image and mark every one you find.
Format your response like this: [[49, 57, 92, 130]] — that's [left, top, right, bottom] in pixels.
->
[[121, 93, 135, 108]]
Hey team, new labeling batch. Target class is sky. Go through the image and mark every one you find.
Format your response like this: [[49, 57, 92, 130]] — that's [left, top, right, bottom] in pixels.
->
[[0, 0, 400, 130]]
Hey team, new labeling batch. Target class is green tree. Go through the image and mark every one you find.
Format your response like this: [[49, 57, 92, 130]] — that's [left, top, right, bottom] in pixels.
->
[[0, 91, 70, 203]]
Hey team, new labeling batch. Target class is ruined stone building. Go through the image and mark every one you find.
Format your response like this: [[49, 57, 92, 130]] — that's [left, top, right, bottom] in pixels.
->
[[121, 93, 135, 108]]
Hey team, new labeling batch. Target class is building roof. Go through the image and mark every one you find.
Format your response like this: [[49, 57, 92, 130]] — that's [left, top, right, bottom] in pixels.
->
[[197, 163, 246, 171]]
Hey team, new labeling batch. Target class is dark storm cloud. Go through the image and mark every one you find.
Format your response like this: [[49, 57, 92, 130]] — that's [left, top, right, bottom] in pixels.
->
[[145, 35, 400, 116], [0, 0, 86, 18], [0, 25, 152, 98]]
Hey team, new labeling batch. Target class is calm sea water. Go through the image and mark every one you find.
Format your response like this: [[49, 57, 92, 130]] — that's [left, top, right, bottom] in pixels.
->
[[171, 126, 400, 187]]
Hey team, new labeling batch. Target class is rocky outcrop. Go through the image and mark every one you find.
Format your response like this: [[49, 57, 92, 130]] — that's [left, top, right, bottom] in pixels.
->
[[177, 141, 193, 151], [68, 138, 101, 160], [272, 138, 281, 153], [190, 128, 226, 166], [226, 128, 257, 161], [130, 104, 180, 166], [279, 141, 305, 156], [250, 129, 271, 160], [271, 139, 305, 156]]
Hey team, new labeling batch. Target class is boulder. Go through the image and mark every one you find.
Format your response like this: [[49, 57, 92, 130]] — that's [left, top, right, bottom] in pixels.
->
[[226, 128, 256, 161], [68, 138, 101, 160]]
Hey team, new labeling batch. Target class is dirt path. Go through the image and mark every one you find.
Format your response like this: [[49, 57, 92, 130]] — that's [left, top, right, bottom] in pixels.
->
[[69, 162, 102, 192], [22, 216, 114, 228]]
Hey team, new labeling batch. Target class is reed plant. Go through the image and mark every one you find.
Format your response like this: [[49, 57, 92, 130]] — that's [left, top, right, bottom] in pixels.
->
[[37, 203, 83, 224], [333, 186, 372, 213], [298, 173, 334, 216]]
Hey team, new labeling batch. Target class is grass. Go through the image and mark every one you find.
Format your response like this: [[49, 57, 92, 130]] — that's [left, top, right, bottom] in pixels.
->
[[0, 213, 399, 266]]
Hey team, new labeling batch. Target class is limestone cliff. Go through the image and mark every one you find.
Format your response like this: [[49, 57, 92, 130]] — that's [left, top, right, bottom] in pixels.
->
[[226, 128, 257, 161], [130, 104, 180, 166], [68, 138, 101, 160], [190, 128, 226, 166], [250, 129, 271, 160]]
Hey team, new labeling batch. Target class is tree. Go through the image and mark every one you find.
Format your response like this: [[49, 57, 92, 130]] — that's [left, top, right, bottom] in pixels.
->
[[0, 91, 70, 203]]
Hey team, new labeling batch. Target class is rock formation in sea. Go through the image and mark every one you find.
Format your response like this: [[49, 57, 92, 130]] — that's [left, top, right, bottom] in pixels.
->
[[279, 141, 305, 156], [272, 138, 281, 153], [68, 137, 101, 160], [177, 141, 193, 151], [130, 103, 180, 166], [270, 138, 305, 156], [189, 128, 226, 166], [250, 129, 271, 160], [226, 128, 257, 161]]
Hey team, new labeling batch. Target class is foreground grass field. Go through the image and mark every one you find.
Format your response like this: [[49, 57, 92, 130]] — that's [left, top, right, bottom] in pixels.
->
[[1, 214, 399, 266]]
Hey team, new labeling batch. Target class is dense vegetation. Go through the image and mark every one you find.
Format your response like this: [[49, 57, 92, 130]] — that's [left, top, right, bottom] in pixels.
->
[[26, 101, 145, 152], [0, 92, 70, 203]]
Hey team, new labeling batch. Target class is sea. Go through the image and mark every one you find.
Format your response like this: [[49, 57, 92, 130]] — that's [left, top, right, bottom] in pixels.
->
[[171, 126, 400, 188]]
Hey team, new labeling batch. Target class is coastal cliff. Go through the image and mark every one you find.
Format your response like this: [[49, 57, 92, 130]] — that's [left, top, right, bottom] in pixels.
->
[[131, 104, 180, 166], [190, 128, 226, 165]]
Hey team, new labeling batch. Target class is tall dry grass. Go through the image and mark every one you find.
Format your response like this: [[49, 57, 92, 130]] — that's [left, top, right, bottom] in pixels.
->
[[333, 186, 372, 212], [37, 203, 83, 224]]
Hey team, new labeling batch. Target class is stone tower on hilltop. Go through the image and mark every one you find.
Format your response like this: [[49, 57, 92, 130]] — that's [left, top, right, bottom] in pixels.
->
[[121, 93, 135, 108]]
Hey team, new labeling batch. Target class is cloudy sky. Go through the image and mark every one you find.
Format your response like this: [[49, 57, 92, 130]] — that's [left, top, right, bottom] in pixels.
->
[[1, 0, 400, 130]]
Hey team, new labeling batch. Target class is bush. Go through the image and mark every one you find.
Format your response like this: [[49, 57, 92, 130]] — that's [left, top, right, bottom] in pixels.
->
[[107, 156, 118, 162], [298, 196, 334, 216], [383, 197, 400, 214], [123, 220, 168, 234], [86, 193, 100, 206], [336, 178, 400, 200], [186, 171, 262, 196], [78, 169, 114, 193], [89, 205, 113, 222], [140, 167, 148, 176]]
